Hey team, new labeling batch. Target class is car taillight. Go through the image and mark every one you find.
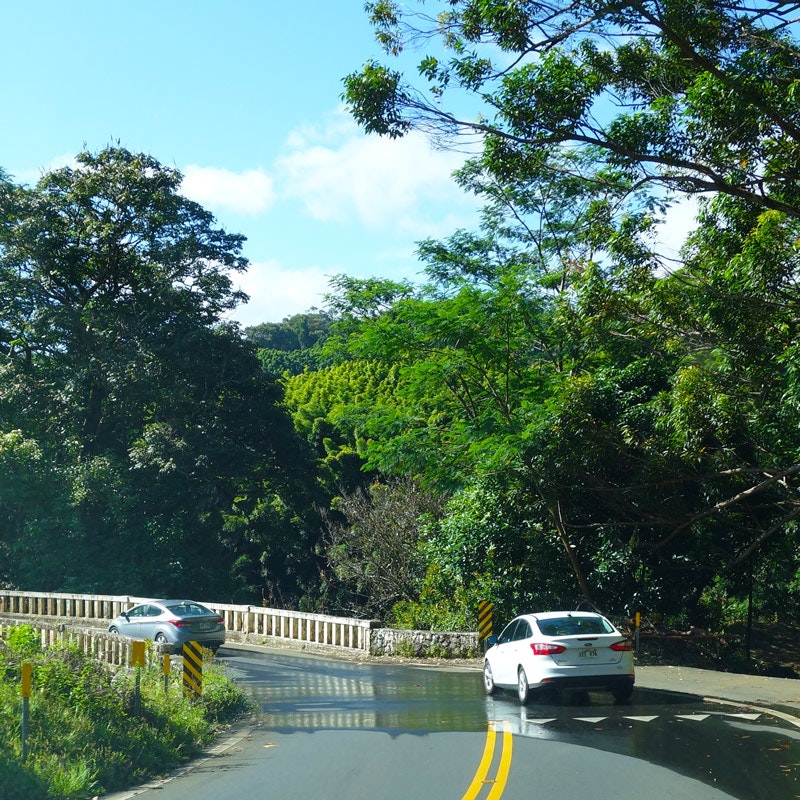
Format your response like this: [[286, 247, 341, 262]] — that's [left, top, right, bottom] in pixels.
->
[[530, 642, 567, 656], [168, 619, 190, 628], [610, 640, 633, 651]]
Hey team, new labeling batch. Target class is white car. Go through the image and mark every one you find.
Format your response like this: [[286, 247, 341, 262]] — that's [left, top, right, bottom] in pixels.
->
[[483, 611, 635, 703]]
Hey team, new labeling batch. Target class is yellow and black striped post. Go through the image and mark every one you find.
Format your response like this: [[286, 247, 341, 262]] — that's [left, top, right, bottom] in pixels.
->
[[182, 641, 203, 699], [478, 600, 494, 643]]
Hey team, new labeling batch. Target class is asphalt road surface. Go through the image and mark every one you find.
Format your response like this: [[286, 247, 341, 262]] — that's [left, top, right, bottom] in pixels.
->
[[106, 645, 800, 800]]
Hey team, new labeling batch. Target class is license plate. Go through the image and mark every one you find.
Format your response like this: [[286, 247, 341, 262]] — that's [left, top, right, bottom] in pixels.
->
[[197, 622, 212, 631], [579, 648, 598, 658]]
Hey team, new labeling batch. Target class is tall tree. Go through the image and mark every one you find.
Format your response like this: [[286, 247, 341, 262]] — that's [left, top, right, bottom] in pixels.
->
[[339, 0, 800, 622], [0, 148, 319, 599], [320, 151, 659, 608]]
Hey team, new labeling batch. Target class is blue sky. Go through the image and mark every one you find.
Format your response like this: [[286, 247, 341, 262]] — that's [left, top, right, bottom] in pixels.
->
[[1, 1, 481, 325]]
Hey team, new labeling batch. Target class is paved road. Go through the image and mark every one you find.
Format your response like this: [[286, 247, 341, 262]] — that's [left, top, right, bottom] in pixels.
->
[[103, 646, 800, 800], [635, 663, 800, 712]]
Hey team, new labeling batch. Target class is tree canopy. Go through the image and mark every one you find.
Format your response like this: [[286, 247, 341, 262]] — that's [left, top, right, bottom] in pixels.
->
[[345, 0, 800, 219], [3, 1, 800, 636], [0, 148, 322, 601], [332, 0, 800, 625]]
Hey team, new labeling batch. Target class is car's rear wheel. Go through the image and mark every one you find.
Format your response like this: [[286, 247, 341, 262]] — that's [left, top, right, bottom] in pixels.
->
[[109, 627, 118, 635], [517, 667, 531, 705], [483, 661, 497, 696], [611, 681, 634, 702], [155, 633, 168, 645]]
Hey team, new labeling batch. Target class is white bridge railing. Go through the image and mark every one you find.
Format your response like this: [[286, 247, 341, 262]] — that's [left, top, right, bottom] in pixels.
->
[[0, 619, 137, 666], [0, 590, 377, 653]]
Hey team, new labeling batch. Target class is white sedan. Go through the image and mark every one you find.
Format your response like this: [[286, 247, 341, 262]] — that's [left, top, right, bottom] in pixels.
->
[[483, 611, 635, 703]]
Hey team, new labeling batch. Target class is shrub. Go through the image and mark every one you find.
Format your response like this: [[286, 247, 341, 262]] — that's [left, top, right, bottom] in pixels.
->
[[0, 631, 251, 799]]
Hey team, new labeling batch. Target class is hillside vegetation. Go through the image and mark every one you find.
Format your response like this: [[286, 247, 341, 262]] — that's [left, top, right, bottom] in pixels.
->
[[4, 1, 800, 648], [0, 626, 250, 800]]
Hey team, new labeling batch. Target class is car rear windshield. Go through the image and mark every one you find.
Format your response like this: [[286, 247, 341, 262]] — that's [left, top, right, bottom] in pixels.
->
[[536, 616, 613, 636], [167, 602, 212, 616]]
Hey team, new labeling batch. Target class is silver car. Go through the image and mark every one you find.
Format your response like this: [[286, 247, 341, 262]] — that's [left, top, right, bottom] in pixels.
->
[[483, 611, 635, 703], [108, 599, 226, 653]]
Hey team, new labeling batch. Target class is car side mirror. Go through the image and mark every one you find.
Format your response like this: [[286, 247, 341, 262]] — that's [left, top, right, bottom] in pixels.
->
[[485, 635, 498, 647]]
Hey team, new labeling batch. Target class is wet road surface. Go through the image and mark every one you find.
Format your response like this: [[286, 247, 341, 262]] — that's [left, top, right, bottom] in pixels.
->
[[106, 645, 800, 799]]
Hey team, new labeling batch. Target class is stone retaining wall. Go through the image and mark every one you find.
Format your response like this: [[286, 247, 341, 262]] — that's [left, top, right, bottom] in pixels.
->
[[369, 628, 480, 659]]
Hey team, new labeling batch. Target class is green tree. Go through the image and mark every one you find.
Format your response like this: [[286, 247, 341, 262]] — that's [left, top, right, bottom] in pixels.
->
[[346, 0, 800, 219], [283, 359, 396, 493], [395, 472, 571, 630], [245, 312, 333, 351], [0, 147, 320, 600], [642, 198, 800, 618], [320, 149, 666, 607], [0, 147, 246, 454], [340, 0, 800, 623], [0, 431, 77, 587], [245, 312, 334, 376], [517, 192, 800, 619]]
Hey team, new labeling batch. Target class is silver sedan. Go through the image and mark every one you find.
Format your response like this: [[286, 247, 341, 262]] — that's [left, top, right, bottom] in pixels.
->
[[108, 599, 226, 653]]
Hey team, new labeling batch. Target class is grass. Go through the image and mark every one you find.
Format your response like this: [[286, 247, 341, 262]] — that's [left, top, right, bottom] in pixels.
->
[[0, 625, 253, 800]]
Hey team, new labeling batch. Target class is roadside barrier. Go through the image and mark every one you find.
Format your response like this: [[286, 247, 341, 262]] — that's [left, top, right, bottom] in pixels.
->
[[0, 618, 146, 666], [0, 590, 377, 653]]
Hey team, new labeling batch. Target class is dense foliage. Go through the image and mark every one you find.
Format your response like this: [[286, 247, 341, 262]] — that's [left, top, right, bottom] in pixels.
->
[[0, 626, 250, 800], [333, 0, 800, 627], [245, 312, 334, 376], [4, 0, 800, 635], [0, 148, 324, 604]]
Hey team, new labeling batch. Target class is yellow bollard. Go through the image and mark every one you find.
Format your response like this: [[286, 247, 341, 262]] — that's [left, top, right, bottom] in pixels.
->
[[131, 641, 146, 715], [163, 653, 171, 693], [21, 662, 32, 762]]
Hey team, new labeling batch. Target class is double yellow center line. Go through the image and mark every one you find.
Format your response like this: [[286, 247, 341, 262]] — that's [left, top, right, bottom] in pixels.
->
[[461, 720, 514, 800]]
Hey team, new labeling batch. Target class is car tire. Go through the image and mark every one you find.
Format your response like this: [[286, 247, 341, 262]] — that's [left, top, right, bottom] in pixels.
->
[[483, 661, 497, 696], [612, 681, 634, 702], [517, 667, 531, 705], [109, 627, 118, 635]]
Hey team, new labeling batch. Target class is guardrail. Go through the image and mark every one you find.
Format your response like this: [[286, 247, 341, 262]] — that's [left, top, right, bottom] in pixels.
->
[[0, 619, 142, 667], [0, 590, 377, 653]]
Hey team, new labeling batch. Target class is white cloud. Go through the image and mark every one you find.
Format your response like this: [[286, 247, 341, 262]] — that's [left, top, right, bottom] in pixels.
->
[[13, 152, 79, 185], [654, 194, 701, 262], [227, 259, 331, 326], [181, 165, 275, 214], [276, 117, 478, 236], [44, 152, 80, 172]]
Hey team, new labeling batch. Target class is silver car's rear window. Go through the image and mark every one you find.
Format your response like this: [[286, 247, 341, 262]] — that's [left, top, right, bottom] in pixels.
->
[[167, 602, 212, 616], [536, 617, 613, 636]]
